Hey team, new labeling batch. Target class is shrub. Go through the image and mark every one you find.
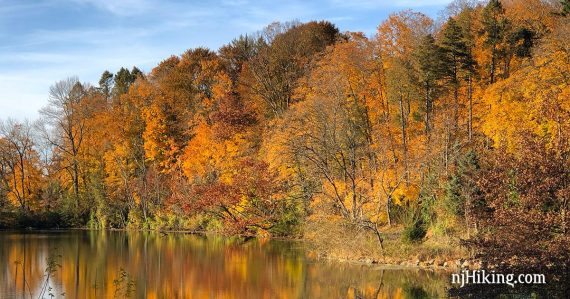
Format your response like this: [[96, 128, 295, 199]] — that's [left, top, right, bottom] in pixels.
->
[[403, 218, 427, 243], [401, 204, 427, 243]]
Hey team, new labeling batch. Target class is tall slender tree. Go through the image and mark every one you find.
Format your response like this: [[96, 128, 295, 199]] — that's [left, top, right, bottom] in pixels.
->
[[481, 0, 508, 83], [441, 18, 475, 131], [415, 34, 445, 136], [39, 77, 88, 210]]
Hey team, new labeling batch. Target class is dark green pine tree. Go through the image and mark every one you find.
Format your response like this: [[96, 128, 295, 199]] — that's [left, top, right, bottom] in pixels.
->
[[131, 66, 143, 79], [441, 17, 476, 131], [113, 67, 142, 97], [98, 70, 114, 99], [481, 0, 508, 84], [113, 67, 133, 96], [415, 34, 446, 135]]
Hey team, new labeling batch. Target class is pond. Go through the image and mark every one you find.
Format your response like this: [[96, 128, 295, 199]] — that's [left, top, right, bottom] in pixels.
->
[[0, 230, 452, 298], [0, 231, 564, 298]]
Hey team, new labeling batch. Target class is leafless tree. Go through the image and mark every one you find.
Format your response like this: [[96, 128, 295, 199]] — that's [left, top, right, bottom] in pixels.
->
[[39, 77, 88, 209]]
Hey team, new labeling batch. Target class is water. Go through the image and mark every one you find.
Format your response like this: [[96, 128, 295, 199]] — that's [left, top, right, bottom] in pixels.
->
[[0, 230, 454, 298]]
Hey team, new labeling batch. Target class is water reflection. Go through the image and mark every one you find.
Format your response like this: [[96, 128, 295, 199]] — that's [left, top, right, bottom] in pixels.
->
[[0, 231, 449, 298]]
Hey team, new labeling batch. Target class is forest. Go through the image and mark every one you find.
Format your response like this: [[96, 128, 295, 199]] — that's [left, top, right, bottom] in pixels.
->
[[1, 0, 569, 270]]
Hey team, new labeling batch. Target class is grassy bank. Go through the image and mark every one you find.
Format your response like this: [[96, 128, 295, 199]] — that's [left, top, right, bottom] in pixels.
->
[[304, 217, 471, 270]]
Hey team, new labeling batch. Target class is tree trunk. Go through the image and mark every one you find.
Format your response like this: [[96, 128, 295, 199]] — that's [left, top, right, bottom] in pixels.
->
[[72, 156, 80, 211], [454, 82, 459, 131], [399, 91, 409, 185], [386, 196, 392, 227], [19, 156, 26, 212], [490, 46, 496, 84], [468, 75, 473, 141], [425, 83, 430, 135]]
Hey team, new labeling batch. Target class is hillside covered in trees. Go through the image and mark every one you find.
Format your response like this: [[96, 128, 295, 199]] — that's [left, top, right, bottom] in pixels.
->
[[1, 0, 569, 269]]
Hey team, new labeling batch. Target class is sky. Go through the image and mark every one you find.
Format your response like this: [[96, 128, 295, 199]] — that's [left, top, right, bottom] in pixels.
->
[[0, 0, 452, 120]]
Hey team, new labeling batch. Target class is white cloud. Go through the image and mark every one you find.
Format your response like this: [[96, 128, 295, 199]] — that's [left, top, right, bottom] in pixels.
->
[[0, 0, 451, 121], [69, 0, 156, 16]]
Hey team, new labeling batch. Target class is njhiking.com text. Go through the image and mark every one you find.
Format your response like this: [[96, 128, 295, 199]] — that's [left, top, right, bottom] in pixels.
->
[[452, 270, 546, 288]]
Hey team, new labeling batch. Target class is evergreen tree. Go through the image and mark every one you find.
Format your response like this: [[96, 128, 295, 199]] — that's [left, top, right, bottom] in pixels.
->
[[481, 0, 508, 83], [98, 70, 113, 99], [112, 67, 141, 97], [415, 34, 445, 134], [441, 17, 476, 130]]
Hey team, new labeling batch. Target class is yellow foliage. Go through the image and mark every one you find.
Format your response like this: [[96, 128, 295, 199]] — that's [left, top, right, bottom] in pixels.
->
[[480, 49, 570, 153]]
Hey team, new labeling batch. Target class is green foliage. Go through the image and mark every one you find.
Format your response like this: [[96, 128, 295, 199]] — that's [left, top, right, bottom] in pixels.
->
[[127, 208, 145, 229], [203, 217, 224, 232], [418, 171, 439, 226], [481, 0, 509, 82], [481, 0, 507, 46], [509, 27, 534, 58], [561, 0, 570, 16], [113, 268, 136, 298], [416, 34, 447, 86], [144, 211, 217, 232], [87, 211, 98, 229], [441, 17, 476, 80], [403, 218, 427, 244], [403, 284, 431, 299], [113, 67, 141, 96], [99, 70, 114, 97], [447, 151, 479, 215], [443, 175, 464, 217], [15, 211, 70, 229], [402, 203, 427, 243], [269, 199, 305, 237]]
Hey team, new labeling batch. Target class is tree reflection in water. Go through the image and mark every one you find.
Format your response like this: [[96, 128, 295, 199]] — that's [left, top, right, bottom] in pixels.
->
[[0, 231, 448, 298]]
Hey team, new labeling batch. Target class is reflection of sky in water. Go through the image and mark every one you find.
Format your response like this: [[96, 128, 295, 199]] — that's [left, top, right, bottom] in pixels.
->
[[0, 231, 450, 298]]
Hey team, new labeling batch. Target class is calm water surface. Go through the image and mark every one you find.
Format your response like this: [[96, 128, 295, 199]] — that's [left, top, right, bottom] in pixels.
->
[[0, 230, 453, 298]]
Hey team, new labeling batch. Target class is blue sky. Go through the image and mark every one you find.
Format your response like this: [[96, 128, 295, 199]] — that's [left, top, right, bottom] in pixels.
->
[[0, 0, 451, 120]]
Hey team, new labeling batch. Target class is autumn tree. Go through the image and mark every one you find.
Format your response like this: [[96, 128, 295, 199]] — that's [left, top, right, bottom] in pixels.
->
[[268, 34, 396, 246], [184, 159, 285, 235], [471, 140, 570, 269], [479, 0, 537, 83], [243, 21, 340, 117], [480, 25, 570, 153], [142, 48, 222, 172], [0, 120, 40, 212], [377, 10, 434, 190], [2, 5, 569, 268], [103, 78, 163, 226], [218, 34, 264, 87]]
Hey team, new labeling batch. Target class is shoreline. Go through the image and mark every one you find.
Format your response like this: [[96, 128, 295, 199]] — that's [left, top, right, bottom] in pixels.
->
[[0, 227, 472, 271], [2, 227, 560, 273], [311, 251, 476, 272]]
